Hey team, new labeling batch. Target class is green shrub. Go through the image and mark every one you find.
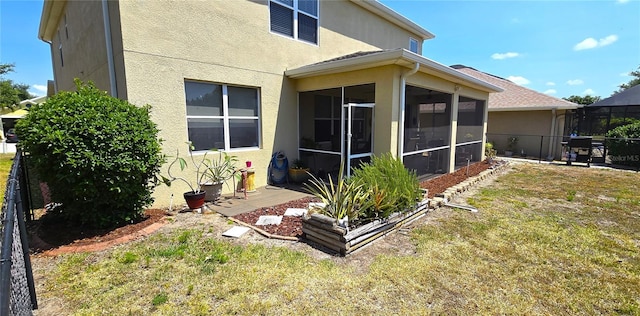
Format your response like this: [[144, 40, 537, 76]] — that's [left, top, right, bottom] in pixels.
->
[[16, 80, 164, 227], [606, 121, 640, 168], [304, 162, 368, 223], [350, 153, 421, 220]]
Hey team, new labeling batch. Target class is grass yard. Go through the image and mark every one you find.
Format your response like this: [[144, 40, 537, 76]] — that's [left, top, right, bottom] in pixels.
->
[[32, 163, 640, 315], [0, 153, 16, 201]]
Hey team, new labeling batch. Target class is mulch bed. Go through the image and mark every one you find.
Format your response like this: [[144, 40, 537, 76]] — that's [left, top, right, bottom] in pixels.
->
[[29, 160, 493, 253], [30, 209, 168, 253], [233, 160, 492, 238]]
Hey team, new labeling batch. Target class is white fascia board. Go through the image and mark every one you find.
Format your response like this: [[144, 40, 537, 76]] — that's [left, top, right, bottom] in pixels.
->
[[285, 49, 503, 93], [349, 0, 435, 40]]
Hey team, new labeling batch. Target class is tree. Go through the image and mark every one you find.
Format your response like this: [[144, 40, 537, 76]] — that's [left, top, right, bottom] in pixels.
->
[[614, 66, 640, 94], [563, 95, 601, 106], [0, 63, 35, 111], [16, 80, 165, 227]]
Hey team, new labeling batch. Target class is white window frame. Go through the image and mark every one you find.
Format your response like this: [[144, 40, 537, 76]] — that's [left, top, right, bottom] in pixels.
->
[[409, 37, 419, 53], [269, 0, 319, 44], [185, 81, 261, 152]]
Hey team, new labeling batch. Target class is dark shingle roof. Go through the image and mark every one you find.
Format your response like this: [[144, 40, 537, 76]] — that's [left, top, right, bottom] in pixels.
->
[[451, 65, 578, 111], [587, 84, 640, 107]]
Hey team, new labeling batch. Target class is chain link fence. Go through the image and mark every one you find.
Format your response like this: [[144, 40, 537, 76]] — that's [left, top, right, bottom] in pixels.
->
[[0, 150, 37, 315]]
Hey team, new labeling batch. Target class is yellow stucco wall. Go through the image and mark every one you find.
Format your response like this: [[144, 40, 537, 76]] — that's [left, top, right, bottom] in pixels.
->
[[114, 0, 426, 207], [48, 0, 112, 93], [487, 110, 568, 159]]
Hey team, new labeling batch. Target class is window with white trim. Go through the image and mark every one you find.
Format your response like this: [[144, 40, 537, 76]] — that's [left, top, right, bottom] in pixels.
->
[[270, 0, 318, 44], [184, 81, 260, 151], [409, 38, 419, 53]]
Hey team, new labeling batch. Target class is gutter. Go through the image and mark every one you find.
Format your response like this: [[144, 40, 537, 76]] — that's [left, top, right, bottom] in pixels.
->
[[397, 62, 420, 158], [102, 0, 118, 97], [547, 108, 557, 160]]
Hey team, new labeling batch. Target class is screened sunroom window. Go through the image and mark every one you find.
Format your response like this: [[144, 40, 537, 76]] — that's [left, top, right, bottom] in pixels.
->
[[270, 0, 318, 44], [185, 81, 260, 151]]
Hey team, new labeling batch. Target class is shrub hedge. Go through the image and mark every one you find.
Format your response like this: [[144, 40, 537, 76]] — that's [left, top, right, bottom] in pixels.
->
[[606, 121, 640, 168], [16, 80, 164, 227]]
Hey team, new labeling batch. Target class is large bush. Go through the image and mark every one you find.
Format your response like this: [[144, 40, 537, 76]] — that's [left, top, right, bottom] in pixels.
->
[[606, 121, 640, 168], [16, 80, 164, 227]]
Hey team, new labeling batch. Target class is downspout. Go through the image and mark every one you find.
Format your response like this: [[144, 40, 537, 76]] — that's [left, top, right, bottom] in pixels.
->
[[102, 0, 118, 97], [397, 62, 420, 158], [547, 108, 557, 160]]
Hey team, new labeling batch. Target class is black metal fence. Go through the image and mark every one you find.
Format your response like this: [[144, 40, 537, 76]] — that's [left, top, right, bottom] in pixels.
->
[[0, 150, 37, 315], [486, 133, 640, 167]]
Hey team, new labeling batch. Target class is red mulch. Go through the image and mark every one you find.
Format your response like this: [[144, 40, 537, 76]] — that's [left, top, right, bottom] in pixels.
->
[[30, 209, 168, 253], [233, 160, 493, 238]]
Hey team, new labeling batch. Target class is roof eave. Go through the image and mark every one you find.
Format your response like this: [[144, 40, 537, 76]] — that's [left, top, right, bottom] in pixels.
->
[[489, 105, 580, 112], [39, 0, 66, 42], [285, 49, 503, 93], [349, 0, 435, 40]]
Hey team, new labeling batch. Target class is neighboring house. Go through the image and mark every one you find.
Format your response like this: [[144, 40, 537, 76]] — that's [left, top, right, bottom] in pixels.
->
[[452, 65, 578, 160], [39, 0, 501, 207]]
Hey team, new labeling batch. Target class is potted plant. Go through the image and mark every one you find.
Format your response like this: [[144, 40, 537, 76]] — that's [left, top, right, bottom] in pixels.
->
[[505, 136, 518, 157], [163, 143, 211, 209], [288, 158, 311, 183], [201, 150, 238, 201]]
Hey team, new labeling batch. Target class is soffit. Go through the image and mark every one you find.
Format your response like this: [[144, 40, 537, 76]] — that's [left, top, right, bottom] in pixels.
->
[[39, 0, 67, 41]]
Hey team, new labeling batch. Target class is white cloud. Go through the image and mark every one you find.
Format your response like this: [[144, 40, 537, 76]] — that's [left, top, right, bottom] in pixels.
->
[[573, 34, 618, 51], [582, 88, 596, 95], [599, 35, 618, 46], [544, 89, 557, 95], [29, 84, 47, 97], [507, 76, 530, 85], [620, 72, 631, 77], [546, 82, 556, 86], [491, 52, 520, 60], [567, 79, 584, 86], [617, 0, 629, 4]]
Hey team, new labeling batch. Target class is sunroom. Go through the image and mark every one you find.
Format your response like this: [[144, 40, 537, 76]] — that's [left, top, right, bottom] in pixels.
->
[[285, 49, 502, 179]]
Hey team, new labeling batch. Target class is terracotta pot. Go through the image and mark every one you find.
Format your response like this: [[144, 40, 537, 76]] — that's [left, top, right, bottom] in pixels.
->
[[183, 190, 206, 209]]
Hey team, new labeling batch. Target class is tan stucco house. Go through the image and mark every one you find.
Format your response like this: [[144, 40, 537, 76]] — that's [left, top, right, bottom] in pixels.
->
[[39, 0, 501, 207], [452, 65, 578, 160]]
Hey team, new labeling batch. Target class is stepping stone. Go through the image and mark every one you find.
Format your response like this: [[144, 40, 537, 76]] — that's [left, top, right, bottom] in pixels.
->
[[255, 215, 283, 226], [284, 208, 307, 217], [222, 226, 251, 238]]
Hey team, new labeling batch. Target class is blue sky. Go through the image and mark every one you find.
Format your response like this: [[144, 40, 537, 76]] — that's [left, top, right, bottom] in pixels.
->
[[1, 0, 639, 98]]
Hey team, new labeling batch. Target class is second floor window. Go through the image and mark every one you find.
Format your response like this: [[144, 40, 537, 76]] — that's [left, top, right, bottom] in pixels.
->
[[270, 0, 318, 44], [409, 38, 419, 53]]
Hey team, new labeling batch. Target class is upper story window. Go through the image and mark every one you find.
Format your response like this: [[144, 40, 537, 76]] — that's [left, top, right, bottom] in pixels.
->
[[409, 38, 419, 53], [270, 0, 318, 44], [185, 81, 261, 151]]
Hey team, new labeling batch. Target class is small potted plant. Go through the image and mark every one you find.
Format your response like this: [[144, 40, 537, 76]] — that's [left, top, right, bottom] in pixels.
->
[[163, 142, 210, 209], [201, 150, 238, 201], [288, 158, 310, 183]]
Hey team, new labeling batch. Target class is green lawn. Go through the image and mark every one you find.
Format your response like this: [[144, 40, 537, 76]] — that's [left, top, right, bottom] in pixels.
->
[[0, 153, 16, 201], [33, 163, 640, 315]]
